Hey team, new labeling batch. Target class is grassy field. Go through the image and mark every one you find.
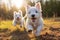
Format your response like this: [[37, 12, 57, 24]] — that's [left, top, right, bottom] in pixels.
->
[[0, 18, 60, 40]]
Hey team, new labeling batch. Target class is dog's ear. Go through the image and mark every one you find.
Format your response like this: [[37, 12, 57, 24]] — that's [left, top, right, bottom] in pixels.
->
[[14, 11, 16, 15], [23, 1, 31, 11], [26, 5, 31, 10], [35, 2, 41, 10], [19, 10, 22, 14], [19, 10, 23, 17], [24, 3, 31, 10], [27, 5, 31, 9]]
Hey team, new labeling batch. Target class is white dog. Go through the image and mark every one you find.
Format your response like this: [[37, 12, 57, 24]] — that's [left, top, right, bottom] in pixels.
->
[[13, 10, 24, 27], [25, 2, 43, 37]]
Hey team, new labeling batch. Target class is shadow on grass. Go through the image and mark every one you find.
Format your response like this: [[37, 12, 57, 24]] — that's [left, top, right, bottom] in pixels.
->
[[0, 27, 60, 40]]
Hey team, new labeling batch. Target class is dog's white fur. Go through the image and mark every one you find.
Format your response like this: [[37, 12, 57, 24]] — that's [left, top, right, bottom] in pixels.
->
[[13, 10, 24, 27], [25, 2, 43, 36]]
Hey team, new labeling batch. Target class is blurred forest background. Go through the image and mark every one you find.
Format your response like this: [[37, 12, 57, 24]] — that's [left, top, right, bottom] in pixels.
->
[[0, 0, 60, 20]]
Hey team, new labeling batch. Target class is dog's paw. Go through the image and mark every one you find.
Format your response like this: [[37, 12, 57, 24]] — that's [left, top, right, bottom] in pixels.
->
[[20, 26, 22, 28], [28, 30, 32, 33]]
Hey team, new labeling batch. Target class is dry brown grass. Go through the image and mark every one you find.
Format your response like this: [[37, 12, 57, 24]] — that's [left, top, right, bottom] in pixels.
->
[[0, 18, 60, 40]]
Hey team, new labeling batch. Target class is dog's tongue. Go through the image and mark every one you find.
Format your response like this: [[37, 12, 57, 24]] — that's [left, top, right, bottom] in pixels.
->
[[17, 18, 19, 20], [31, 18, 36, 22], [32, 20, 35, 22]]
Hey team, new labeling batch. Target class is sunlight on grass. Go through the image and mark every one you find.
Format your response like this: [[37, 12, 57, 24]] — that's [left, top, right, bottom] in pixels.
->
[[0, 20, 24, 31], [0, 19, 60, 30], [0, 19, 60, 40], [0, 20, 16, 30], [44, 19, 60, 28]]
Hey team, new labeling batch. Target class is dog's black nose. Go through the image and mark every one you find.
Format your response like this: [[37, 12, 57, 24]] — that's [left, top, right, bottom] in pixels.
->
[[32, 15, 35, 17]]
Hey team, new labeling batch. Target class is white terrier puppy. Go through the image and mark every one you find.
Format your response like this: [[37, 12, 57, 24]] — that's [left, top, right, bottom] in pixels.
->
[[25, 2, 43, 37], [13, 10, 24, 27]]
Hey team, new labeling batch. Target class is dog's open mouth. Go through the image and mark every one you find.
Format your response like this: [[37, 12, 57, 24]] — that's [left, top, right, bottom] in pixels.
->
[[31, 18, 36, 22], [17, 18, 20, 20]]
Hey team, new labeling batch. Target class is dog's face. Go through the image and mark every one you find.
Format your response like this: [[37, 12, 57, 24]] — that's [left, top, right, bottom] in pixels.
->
[[26, 2, 42, 22], [14, 11, 22, 20]]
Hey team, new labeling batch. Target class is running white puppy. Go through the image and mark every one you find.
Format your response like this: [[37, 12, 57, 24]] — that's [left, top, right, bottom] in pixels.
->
[[25, 2, 43, 37], [13, 10, 24, 27]]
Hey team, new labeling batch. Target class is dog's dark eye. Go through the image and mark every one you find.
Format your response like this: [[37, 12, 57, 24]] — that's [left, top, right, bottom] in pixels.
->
[[36, 11, 38, 13]]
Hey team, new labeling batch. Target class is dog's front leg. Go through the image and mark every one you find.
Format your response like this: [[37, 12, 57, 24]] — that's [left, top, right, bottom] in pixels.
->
[[13, 20, 16, 26], [35, 20, 43, 36], [20, 20, 24, 28], [26, 24, 33, 33], [26, 25, 36, 39]]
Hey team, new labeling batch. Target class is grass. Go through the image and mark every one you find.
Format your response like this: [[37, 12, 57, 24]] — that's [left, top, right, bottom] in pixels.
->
[[0, 20, 21, 32], [0, 18, 60, 32], [0, 18, 60, 40], [0, 20, 15, 30], [0, 19, 60, 27]]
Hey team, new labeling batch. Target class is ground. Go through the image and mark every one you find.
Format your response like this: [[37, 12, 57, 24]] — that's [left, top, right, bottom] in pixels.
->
[[0, 18, 60, 40]]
